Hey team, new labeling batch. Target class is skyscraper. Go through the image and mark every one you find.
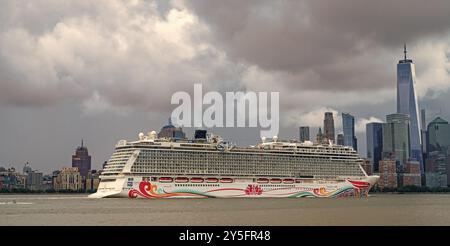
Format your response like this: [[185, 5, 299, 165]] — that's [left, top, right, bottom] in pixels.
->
[[316, 127, 324, 144], [72, 140, 91, 178], [158, 118, 186, 140], [342, 113, 357, 150], [427, 117, 450, 186], [366, 122, 383, 172], [397, 44, 423, 173], [421, 109, 427, 155], [337, 134, 344, 146], [299, 126, 310, 142], [382, 113, 410, 169], [427, 117, 450, 153], [323, 112, 335, 143]]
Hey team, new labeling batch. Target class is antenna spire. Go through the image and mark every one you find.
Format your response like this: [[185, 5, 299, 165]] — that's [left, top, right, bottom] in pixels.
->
[[404, 43, 407, 60], [81, 139, 84, 147]]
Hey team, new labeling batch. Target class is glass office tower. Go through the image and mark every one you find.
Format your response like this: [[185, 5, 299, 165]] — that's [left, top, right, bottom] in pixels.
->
[[383, 113, 411, 169], [397, 45, 423, 173], [342, 113, 357, 150], [366, 122, 383, 172], [299, 126, 310, 142]]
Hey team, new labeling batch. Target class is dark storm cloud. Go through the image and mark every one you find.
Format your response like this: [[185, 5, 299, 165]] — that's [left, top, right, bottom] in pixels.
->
[[186, 0, 450, 91], [1, 0, 449, 108], [1, 0, 450, 172]]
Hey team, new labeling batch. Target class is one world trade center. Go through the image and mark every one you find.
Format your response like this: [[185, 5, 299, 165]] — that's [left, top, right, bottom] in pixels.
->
[[397, 44, 424, 174]]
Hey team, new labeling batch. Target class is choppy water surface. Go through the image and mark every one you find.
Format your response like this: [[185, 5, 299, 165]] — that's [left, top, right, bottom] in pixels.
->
[[1, 194, 449, 225]]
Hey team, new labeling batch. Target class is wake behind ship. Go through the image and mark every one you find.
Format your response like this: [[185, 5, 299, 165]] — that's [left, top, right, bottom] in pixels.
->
[[90, 130, 379, 199]]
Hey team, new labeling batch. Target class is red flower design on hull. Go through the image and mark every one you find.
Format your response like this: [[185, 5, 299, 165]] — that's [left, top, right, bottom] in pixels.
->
[[245, 185, 263, 195]]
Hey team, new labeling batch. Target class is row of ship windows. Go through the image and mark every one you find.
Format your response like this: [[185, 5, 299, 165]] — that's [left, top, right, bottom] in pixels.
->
[[129, 169, 362, 176], [174, 184, 220, 187], [131, 147, 356, 155], [131, 165, 355, 170], [259, 184, 295, 187], [133, 160, 355, 166], [131, 164, 359, 172], [136, 154, 355, 160], [137, 155, 355, 161]]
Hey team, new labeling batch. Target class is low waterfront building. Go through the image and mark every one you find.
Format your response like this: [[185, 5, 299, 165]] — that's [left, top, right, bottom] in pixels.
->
[[361, 159, 373, 176], [401, 160, 421, 187], [42, 175, 53, 191], [378, 159, 398, 189], [54, 167, 83, 191], [22, 162, 43, 191], [85, 170, 100, 191], [0, 167, 27, 190], [425, 151, 448, 188], [25, 171, 43, 191]]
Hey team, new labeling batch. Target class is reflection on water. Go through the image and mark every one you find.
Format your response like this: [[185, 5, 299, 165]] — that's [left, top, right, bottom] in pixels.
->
[[1, 194, 450, 226]]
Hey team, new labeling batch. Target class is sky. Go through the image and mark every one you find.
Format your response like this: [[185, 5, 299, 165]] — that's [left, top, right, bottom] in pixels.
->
[[0, 0, 449, 173]]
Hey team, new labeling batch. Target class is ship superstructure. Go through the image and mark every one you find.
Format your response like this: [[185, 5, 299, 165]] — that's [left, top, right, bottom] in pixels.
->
[[90, 130, 379, 198]]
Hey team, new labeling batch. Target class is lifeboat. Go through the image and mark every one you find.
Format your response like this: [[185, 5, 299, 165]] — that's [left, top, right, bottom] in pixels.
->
[[270, 178, 282, 184], [175, 177, 189, 183], [190, 177, 204, 183], [220, 178, 233, 183], [283, 179, 294, 184], [295, 179, 302, 183], [256, 178, 269, 184], [159, 177, 173, 183], [206, 178, 219, 183]]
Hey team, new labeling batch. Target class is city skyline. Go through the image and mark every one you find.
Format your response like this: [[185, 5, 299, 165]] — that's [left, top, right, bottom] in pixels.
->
[[1, 1, 450, 173]]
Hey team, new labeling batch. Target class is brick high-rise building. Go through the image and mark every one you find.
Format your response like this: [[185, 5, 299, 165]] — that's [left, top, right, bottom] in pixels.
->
[[401, 160, 421, 187], [323, 112, 335, 144], [378, 159, 398, 189], [72, 140, 91, 178]]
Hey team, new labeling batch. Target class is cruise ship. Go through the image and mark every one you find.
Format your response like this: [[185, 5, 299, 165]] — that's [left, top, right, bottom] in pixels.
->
[[90, 130, 379, 199]]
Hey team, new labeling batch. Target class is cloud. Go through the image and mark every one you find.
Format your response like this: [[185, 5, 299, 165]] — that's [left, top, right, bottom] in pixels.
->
[[286, 106, 382, 135], [187, 0, 450, 94], [286, 106, 339, 128], [413, 40, 450, 99], [355, 117, 383, 133], [1, 0, 449, 117], [0, 0, 247, 113]]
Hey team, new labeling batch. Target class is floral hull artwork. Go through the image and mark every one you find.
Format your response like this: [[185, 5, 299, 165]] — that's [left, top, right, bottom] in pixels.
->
[[125, 179, 372, 199]]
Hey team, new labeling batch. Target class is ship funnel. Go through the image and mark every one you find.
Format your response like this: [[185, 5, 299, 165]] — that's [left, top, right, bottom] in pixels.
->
[[195, 130, 207, 139], [148, 131, 157, 140]]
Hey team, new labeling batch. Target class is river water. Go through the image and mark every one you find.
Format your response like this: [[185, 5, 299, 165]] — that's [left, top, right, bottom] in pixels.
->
[[1, 194, 450, 226]]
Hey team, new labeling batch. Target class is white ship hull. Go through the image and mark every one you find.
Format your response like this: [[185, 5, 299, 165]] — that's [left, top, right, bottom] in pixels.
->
[[90, 175, 379, 199]]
